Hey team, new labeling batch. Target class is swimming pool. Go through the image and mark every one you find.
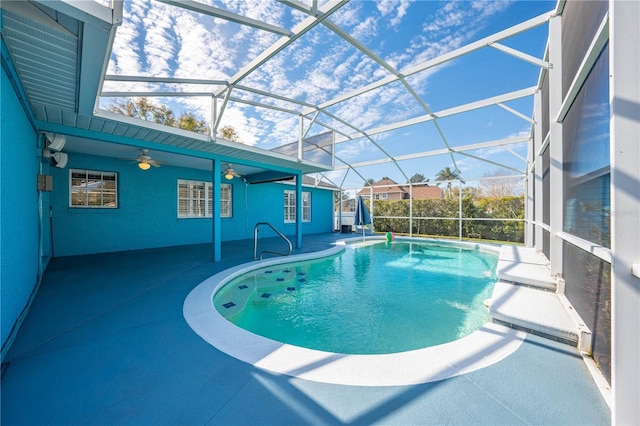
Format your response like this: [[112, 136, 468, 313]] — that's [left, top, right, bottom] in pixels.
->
[[184, 237, 526, 386], [213, 240, 497, 354]]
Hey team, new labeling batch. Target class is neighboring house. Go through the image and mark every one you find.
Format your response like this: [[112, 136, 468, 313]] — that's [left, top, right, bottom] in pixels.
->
[[358, 178, 443, 200], [409, 185, 444, 200]]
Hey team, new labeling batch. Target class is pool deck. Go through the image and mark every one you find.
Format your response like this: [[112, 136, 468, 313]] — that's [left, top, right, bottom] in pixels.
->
[[1, 233, 611, 425]]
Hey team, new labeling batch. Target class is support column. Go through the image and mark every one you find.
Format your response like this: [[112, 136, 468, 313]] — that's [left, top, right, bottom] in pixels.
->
[[297, 115, 304, 162], [610, 1, 640, 423], [369, 187, 374, 234], [409, 184, 413, 237], [533, 90, 544, 251], [458, 179, 463, 240], [212, 159, 221, 262], [548, 15, 564, 275]]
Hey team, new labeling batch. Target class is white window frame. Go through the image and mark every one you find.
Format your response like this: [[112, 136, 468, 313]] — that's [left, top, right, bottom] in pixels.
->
[[220, 183, 232, 218], [69, 169, 118, 208], [284, 190, 296, 223], [284, 190, 311, 223], [178, 180, 232, 218], [374, 193, 388, 200], [302, 191, 311, 222]]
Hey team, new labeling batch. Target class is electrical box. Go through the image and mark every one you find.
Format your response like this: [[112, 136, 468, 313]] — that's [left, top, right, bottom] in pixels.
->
[[37, 174, 53, 192]]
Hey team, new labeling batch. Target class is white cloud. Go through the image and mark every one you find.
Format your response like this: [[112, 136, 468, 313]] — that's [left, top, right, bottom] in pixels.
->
[[336, 138, 378, 163], [173, 13, 232, 80], [142, 3, 176, 75], [422, 0, 512, 37], [351, 16, 378, 40], [330, 2, 363, 27], [108, 0, 147, 75], [377, 0, 414, 28]]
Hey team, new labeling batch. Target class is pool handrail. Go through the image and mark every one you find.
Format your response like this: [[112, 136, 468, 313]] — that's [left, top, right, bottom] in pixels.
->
[[253, 222, 293, 260]]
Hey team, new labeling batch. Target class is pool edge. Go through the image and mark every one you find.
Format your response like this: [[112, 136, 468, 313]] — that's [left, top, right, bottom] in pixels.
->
[[183, 239, 525, 386]]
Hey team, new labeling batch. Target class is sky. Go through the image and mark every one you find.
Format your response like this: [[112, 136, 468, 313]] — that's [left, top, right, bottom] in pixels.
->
[[100, 0, 556, 190]]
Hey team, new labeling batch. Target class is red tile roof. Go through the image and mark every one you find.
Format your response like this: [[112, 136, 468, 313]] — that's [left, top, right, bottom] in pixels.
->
[[357, 178, 443, 199], [407, 185, 443, 200]]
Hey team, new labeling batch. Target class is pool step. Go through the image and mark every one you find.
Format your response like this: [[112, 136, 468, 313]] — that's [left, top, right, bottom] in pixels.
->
[[490, 245, 591, 352], [251, 286, 299, 305], [255, 269, 307, 292], [490, 281, 591, 349], [217, 284, 254, 318], [496, 245, 556, 291]]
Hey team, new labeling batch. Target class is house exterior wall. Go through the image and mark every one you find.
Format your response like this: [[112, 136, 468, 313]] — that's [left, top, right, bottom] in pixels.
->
[[386, 192, 405, 201], [50, 152, 333, 257], [0, 65, 43, 352]]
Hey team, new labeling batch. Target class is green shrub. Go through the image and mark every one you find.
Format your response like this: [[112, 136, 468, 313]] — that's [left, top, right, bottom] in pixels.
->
[[369, 195, 524, 243]]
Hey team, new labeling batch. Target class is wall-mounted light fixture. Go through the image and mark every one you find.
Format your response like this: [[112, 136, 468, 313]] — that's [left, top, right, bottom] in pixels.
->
[[45, 132, 66, 151], [42, 133, 68, 168], [50, 151, 68, 168]]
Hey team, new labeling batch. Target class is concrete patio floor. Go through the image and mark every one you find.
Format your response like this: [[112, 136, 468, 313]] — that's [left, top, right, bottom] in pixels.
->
[[1, 233, 610, 425]]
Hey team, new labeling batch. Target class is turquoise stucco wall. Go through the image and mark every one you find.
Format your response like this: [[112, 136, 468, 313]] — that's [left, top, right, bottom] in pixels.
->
[[1, 60, 333, 351], [50, 152, 334, 257], [0, 64, 42, 352]]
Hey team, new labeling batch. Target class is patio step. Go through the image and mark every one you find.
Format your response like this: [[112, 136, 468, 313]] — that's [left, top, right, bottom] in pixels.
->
[[490, 245, 591, 351], [496, 245, 556, 291], [490, 281, 590, 350]]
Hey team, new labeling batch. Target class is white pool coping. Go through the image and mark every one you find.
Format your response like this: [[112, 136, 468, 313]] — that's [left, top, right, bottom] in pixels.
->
[[183, 239, 525, 386]]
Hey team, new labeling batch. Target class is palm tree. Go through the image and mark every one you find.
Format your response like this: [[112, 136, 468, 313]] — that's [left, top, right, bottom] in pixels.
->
[[435, 167, 464, 197]]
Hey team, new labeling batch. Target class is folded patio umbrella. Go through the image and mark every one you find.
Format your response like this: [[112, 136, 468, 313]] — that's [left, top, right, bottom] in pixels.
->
[[354, 196, 372, 238]]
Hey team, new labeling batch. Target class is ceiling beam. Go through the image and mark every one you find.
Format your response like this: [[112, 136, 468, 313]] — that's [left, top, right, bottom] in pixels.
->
[[234, 84, 316, 108], [101, 91, 215, 97], [489, 42, 551, 69], [454, 151, 524, 174], [157, 0, 293, 37], [496, 102, 535, 124], [103, 75, 228, 85]]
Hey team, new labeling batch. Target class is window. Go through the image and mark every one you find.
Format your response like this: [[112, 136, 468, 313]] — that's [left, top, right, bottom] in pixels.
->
[[302, 191, 311, 222], [178, 180, 232, 218], [220, 183, 232, 218], [374, 193, 387, 200], [284, 190, 296, 223], [70, 169, 118, 208], [284, 190, 311, 223]]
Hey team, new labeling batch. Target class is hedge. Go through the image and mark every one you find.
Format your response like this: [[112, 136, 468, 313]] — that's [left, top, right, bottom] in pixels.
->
[[367, 196, 524, 243]]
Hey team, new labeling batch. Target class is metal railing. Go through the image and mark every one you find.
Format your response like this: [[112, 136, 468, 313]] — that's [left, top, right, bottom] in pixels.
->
[[253, 222, 293, 260]]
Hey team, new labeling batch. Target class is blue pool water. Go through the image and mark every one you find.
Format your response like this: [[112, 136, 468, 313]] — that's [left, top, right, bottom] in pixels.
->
[[214, 240, 498, 354]]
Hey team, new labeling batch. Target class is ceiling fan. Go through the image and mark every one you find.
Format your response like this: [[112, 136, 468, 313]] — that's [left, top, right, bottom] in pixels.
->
[[223, 163, 242, 180], [122, 149, 168, 170]]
